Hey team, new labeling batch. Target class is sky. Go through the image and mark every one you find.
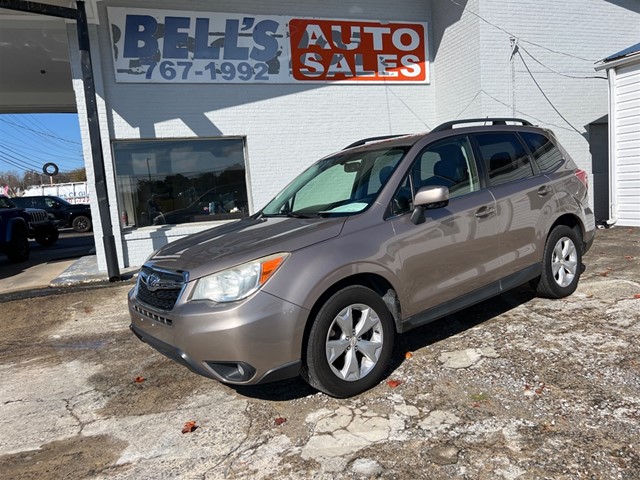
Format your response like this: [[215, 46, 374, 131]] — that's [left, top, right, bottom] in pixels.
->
[[0, 113, 85, 177]]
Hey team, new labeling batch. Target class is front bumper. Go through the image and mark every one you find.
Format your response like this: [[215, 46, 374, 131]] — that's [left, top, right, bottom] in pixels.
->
[[128, 287, 308, 385]]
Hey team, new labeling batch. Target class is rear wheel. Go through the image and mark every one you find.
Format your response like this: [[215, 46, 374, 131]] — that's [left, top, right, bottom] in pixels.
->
[[72, 215, 92, 233], [535, 225, 582, 299], [6, 226, 29, 262], [302, 286, 395, 398]]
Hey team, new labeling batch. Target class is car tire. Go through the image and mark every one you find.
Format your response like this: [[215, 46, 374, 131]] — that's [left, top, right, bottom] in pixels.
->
[[6, 226, 30, 262], [302, 285, 395, 398], [35, 227, 59, 246], [72, 215, 92, 233], [535, 225, 583, 299]]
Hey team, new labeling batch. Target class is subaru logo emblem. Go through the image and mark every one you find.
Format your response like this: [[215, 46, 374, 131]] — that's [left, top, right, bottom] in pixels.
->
[[147, 273, 161, 291]]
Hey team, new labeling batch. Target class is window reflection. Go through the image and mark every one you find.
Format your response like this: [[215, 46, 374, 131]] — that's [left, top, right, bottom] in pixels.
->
[[113, 138, 249, 229]]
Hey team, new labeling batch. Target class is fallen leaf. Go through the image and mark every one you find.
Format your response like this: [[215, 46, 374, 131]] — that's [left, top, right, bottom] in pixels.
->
[[634, 294, 640, 299], [133, 376, 145, 383], [405, 351, 414, 359], [274, 417, 286, 426], [387, 379, 403, 388], [182, 421, 198, 434]]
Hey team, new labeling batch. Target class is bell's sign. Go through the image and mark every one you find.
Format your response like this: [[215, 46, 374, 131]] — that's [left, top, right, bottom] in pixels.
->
[[108, 8, 428, 84]]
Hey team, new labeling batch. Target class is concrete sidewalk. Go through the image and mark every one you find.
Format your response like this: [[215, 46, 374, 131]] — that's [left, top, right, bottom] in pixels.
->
[[49, 255, 138, 287]]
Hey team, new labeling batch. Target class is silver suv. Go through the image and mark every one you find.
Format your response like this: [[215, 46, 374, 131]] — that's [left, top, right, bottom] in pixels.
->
[[129, 118, 595, 398]]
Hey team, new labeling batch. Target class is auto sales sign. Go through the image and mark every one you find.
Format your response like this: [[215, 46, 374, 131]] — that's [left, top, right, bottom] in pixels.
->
[[108, 8, 429, 84]]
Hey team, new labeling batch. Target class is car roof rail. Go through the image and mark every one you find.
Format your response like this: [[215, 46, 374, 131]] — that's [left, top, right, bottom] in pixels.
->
[[343, 134, 407, 150], [431, 118, 534, 132]]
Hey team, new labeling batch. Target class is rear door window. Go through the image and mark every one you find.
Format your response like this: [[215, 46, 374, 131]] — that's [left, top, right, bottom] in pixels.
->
[[520, 132, 564, 173], [474, 133, 534, 187]]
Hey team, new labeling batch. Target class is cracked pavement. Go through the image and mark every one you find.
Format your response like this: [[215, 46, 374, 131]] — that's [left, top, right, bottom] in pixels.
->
[[0, 227, 638, 479]]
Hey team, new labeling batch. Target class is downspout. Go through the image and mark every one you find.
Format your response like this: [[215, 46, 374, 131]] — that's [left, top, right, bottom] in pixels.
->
[[76, 0, 121, 280], [606, 68, 618, 227]]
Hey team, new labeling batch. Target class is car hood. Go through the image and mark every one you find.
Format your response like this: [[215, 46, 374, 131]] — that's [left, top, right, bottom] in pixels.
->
[[67, 204, 90, 211], [148, 216, 347, 280]]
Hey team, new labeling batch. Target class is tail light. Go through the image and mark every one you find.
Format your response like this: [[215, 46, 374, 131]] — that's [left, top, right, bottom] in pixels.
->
[[575, 169, 588, 190]]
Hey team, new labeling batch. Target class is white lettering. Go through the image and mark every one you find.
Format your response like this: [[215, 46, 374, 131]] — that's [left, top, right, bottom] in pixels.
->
[[363, 26, 391, 51], [377, 54, 398, 77], [301, 24, 331, 49], [299, 53, 324, 77], [327, 55, 353, 77], [400, 55, 422, 77], [331, 25, 361, 50], [392, 29, 420, 51]]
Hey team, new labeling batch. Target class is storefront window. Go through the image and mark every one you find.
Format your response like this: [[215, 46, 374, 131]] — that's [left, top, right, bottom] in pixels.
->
[[113, 138, 249, 229]]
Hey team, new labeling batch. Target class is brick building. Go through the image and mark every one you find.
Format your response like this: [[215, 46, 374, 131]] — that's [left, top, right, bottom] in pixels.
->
[[1, 0, 638, 273]]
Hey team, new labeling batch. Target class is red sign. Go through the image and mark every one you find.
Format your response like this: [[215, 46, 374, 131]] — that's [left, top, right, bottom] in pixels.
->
[[289, 19, 428, 82]]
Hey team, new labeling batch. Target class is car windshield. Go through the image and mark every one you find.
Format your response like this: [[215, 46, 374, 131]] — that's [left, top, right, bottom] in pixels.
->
[[262, 146, 408, 218]]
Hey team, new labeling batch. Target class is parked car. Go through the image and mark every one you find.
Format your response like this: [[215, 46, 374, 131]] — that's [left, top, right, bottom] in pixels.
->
[[0, 195, 59, 262], [11, 195, 92, 233], [129, 118, 596, 398]]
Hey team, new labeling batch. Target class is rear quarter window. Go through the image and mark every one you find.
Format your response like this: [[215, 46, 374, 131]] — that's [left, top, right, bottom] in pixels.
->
[[474, 132, 534, 187], [520, 132, 564, 173]]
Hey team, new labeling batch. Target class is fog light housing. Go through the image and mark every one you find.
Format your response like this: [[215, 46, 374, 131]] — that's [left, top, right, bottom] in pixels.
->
[[205, 361, 256, 382]]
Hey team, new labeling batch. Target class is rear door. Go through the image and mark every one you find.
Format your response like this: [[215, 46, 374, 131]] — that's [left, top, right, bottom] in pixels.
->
[[471, 132, 554, 277], [389, 134, 500, 317]]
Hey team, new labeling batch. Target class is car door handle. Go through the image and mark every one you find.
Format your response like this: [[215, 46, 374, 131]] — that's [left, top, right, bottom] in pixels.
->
[[537, 185, 551, 196], [475, 206, 495, 218]]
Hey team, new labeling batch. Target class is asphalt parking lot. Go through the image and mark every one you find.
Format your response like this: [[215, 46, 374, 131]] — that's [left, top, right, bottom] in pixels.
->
[[0, 227, 638, 479]]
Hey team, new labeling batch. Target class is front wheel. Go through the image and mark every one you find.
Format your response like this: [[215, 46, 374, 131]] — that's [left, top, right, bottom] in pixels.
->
[[6, 227, 29, 262], [535, 225, 583, 299], [302, 286, 395, 398], [35, 226, 59, 246]]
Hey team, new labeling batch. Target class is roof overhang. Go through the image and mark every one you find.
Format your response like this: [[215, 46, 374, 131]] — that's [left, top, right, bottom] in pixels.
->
[[595, 42, 640, 71], [0, 0, 99, 113]]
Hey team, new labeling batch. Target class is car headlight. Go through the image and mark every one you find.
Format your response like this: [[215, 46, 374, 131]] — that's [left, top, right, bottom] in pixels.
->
[[191, 253, 289, 303]]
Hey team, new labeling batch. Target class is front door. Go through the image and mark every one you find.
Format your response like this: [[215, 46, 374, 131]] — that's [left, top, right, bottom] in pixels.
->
[[389, 135, 500, 317]]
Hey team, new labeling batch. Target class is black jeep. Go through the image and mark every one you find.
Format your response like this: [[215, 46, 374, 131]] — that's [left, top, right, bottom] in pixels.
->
[[0, 195, 59, 262], [11, 195, 92, 233]]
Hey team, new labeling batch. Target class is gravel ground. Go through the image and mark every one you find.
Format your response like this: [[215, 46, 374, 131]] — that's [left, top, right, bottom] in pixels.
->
[[0, 227, 638, 479]]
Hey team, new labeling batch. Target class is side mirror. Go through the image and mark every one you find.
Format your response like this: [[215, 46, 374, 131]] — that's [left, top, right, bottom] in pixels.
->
[[410, 186, 449, 225]]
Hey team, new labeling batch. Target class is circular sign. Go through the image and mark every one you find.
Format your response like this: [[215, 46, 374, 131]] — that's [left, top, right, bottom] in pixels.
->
[[43, 162, 59, 176]]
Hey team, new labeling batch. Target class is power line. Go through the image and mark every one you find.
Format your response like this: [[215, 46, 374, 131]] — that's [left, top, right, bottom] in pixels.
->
[[516, 50, 583, 134], [0, 140, 81, 165], [0, 118, 81, 146], [0, 123, 82, 158], [455, 90, 482, 119], [0, 148, 42, 171], [478, 89, 579, 134], [444, 0, 598, 62], [0, 143, 84, 173], [519, 45, 607, 80]]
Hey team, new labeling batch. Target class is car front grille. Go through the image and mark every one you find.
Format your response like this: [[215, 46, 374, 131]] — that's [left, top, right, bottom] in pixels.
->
[[137, 266, 186, 311]]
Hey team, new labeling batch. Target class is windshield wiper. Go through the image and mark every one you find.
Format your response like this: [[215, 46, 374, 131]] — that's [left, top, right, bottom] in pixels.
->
[[286, 212, 316, 218]]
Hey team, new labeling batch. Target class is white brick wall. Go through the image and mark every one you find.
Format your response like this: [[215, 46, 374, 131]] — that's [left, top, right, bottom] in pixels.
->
[[433, 0, 640, 208], [89, 0, 435, 268], [70, 0, 640, 270]]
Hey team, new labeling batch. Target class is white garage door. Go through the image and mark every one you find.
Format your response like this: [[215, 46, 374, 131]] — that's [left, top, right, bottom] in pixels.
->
[[614, 62, 640, 227]]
